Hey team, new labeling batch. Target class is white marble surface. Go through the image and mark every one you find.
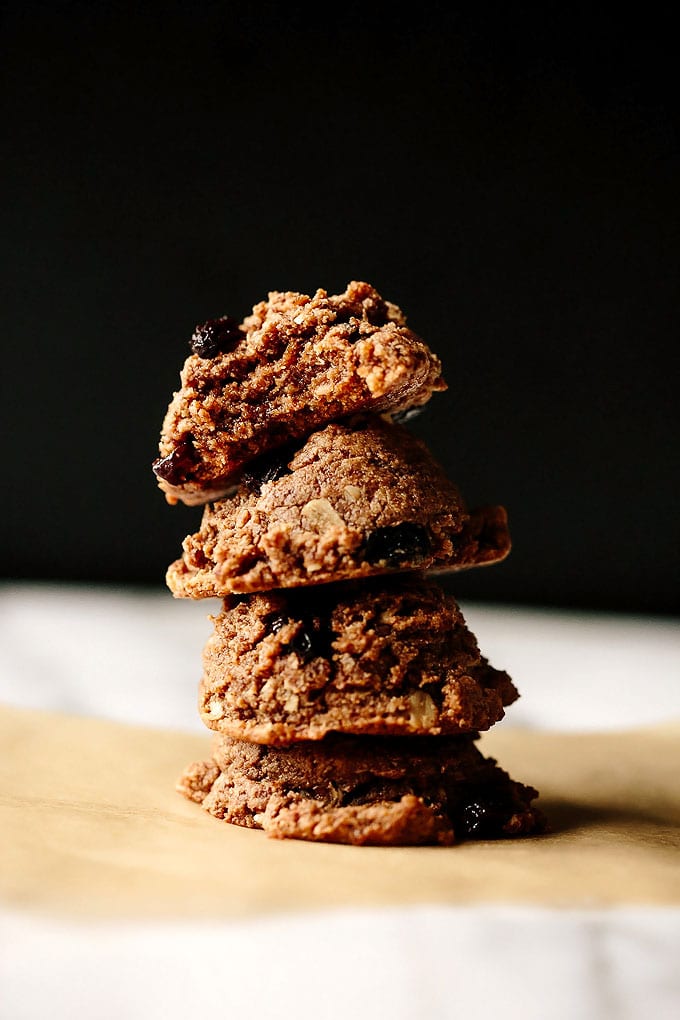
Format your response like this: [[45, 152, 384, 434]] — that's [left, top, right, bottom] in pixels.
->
[[1, 582, 679, 1020]]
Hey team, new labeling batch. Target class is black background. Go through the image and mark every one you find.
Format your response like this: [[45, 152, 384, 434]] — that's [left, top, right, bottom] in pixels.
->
[[2, 1, 678, 614]]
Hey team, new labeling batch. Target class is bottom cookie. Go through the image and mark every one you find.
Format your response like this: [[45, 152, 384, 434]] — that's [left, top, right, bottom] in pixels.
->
[[177, 734, 545, 846]]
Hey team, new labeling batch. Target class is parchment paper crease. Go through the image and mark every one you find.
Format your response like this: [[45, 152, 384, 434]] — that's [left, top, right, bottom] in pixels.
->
[[1, 704, 678, 919]]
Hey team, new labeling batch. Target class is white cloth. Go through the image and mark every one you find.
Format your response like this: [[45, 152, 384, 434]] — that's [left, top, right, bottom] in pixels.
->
[[2, 906, 679, 1020], [1, 583, 679, 1020]]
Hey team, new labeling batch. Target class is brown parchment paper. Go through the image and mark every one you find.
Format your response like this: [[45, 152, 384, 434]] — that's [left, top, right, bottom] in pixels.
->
[[1, 703, 678, 919]]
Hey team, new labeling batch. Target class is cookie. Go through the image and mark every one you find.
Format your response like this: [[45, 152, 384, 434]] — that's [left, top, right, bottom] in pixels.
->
[[198, 577, 518, 743], [166, 416, 510, 597], [177, 732, 545, 846], [153, 281, 446, 505]]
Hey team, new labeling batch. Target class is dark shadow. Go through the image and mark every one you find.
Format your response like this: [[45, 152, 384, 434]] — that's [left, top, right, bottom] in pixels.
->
[[539, 796, 680, 837]]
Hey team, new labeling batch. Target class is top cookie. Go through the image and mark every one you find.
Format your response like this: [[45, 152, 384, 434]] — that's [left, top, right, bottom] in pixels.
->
[[152, 281, 446, 505]]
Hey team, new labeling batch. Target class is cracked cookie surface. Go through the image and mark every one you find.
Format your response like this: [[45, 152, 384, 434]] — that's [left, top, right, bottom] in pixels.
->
[[153, 281, 446, 505]]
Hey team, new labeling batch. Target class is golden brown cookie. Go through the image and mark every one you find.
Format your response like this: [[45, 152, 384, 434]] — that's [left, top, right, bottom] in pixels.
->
[[153, 281, 446, 505], [199, 577, 518, 743], [167, 416, 510, 597], [178, 732, 545, 846]]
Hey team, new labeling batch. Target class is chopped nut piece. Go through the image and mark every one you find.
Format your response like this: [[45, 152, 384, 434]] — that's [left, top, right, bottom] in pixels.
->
[[205, 698, 225, 720], [408, 690, 438, 728], [301, 498, 345, 532], [343, 485, 362, 502]]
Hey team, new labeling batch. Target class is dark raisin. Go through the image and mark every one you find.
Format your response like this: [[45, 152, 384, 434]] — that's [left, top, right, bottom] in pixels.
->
[[290, 628, 315, 660], [363, 523, 432, 567], [241, 444, 295, 493], [268, 610, 332, 662], [190, 316, 242, 358], [391, 406, 425, 425], [291, 614, 334, 662], [459, 794, 514, 839], [152, 439, 197, 485]]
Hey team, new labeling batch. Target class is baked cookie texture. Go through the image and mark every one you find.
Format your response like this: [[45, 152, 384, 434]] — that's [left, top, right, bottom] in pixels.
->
[[199, 577, 518, 743], [153, 281, 446, 505], [166, 416, 510, 597], [155, 278, 544, 847], [177, 733, 545, 846]]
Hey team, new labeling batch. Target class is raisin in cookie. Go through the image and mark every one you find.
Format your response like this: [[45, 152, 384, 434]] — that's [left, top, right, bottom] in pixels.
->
[[166, 416, 510, 597], [178, 732, 545, 846], [199, 577, 517, 743], [153, 281, 446, 505]]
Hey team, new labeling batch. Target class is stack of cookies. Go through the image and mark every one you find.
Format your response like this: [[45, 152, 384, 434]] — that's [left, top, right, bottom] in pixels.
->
[[153, 282, 544, 846]]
